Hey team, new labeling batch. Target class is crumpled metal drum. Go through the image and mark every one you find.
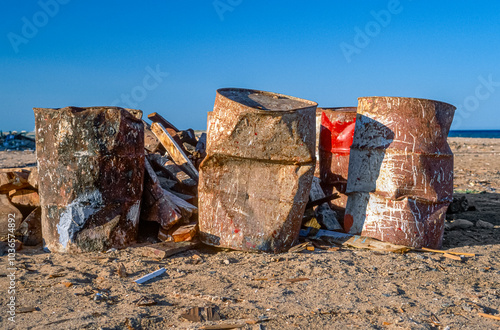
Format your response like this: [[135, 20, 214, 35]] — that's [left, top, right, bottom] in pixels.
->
[[318, 107, 357, 218], [34, 106, 145, 253], [198, 88, 317, 253], [344, 97, 455, 249]]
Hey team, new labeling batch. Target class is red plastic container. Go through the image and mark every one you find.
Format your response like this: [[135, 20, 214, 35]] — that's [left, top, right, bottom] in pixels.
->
[[318, 107, 357, 224]]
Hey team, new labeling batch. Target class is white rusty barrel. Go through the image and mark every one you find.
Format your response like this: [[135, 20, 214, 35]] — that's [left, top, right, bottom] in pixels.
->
[[199, 88, 317, 253], [344, 97, 455, 249], [34, 107, 145, 253]]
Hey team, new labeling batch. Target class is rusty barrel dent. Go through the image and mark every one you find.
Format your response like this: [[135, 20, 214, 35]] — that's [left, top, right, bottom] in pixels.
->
[[34, 106, 145, 253], [318, 107, 357, 214], [199, 88, 317, 253], [344, 97, 455, 249]]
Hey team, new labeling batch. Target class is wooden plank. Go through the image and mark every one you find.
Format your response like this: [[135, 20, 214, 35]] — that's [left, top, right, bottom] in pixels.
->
[[151, 122, 199, 181], [147, 112, 179, 132], [314, 229, 412, 254], [172, 224, 198, 242], [139, 241, 199, 259]]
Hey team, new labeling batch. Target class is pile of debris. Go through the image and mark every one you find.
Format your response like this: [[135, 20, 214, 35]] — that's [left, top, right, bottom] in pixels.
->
[[0, 131, 36, 151], [140, 112, 206, 243], [0, 110, 207, 252]]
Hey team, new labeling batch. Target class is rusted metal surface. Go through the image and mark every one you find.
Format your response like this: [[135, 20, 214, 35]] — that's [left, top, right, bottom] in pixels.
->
[[318, 107, 357, 216], [344, 97, 455, 249], [34, 106, 145, 253], [199, 88, 317, 253], [314, 108, 322, 177]]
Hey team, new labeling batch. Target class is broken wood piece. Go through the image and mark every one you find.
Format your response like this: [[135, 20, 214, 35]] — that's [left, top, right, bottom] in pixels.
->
[[443, 253, 463, 261], [478, 312, 500, 321], [288, 241, 312, 253], [172, 223, 198, 242], [135, 296, 157, 306], [162, 189, 197, 218], [306, 193, 340, 208], [163, 160, 197, 188], [157, 176, 177, 191], [147, 112, 180, 133], [134, 267, 167, 284], [167, 189, 195, 202], [181, 306, 221, 323], [286, 278, 310, 283], [141, 159, 183, 228], [27, 167, 38, 189], [0, 170, 30, 193], [17, 306, 38, 313], [151, 122, 199, 181], [143, 120, 163, 154], [309, 177, 342, 231], [139, 241, 198, 259], [9, 189, 40, 208], [314, 229, 412, 254], [418, 247, 475, 257], [15, 206, 42, 246], [0, 194, 23, 237]]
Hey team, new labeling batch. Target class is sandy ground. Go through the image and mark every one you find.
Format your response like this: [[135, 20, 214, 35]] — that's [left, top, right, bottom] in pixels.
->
[[1, 137, 499, 329]]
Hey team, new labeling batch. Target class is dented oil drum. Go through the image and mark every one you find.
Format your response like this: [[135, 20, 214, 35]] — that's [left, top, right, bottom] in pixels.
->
[[344, 97, 455, 249], [34, 107, 145, 253], [318, 107, 357, 217], [199, 88, 317, 253]]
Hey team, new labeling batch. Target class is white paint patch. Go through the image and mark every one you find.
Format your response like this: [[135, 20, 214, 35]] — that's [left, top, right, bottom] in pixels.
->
[[57, 189, 103, 249], [127, 201, 141, 226]]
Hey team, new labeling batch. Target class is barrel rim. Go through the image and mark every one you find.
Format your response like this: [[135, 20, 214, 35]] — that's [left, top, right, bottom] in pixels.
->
[[33, 106, 143, 122], [216, 87, 318, 113], [357, 96, 456, 110], [318, 106, 357, 112]]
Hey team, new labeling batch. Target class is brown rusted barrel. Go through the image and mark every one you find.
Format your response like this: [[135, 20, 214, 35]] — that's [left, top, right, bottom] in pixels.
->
[[34, 107, 145, 253], [199, 88, 317, 253], [344, 97, 455, 249], [318, 107, 357, 220]]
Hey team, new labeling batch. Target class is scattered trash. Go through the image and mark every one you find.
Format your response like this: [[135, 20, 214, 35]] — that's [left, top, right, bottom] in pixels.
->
[[309, 177, 342, 231], [134, 267, 167, 284], [199, 88, 317, 253], [181, 306, 221, 322], [134, 296, 157, 306]]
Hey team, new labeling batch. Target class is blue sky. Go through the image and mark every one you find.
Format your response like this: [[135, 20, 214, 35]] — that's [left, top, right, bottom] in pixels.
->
[[1, 0, 499, 131]]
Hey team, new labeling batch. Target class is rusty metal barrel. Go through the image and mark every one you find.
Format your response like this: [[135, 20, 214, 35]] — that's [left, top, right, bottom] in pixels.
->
[[34, 106, 145, 253], [318, 107, 357, 220], [344, 97, 455, 249], [199, 88, 317, 253]]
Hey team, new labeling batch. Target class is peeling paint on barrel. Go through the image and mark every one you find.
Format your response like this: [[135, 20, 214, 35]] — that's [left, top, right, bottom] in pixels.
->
[[344, 97, 455, 249], [34, 106, 145, 253], [318, 107, 357, 215], [198, 88, 317, 253]]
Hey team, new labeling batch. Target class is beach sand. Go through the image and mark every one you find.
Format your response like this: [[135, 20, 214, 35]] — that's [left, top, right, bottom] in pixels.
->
[[1, 137, 499, 329]]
